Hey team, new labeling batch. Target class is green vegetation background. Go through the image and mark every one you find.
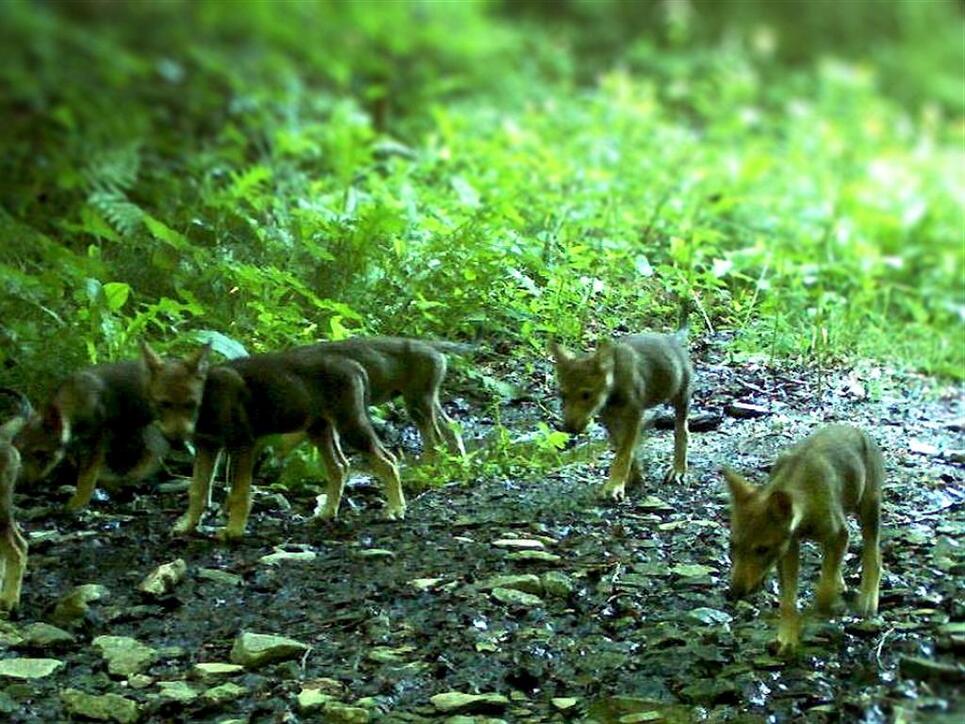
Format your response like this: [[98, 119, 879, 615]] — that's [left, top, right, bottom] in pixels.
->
[[1, 0, 962, 397]]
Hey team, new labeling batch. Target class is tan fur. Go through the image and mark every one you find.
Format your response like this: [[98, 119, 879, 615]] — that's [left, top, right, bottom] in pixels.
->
[[724, 424, 884, 655], [550, 317, 693, 500], [156, 346, 405, 541], [0, 395, 30, 612], [14, 345, 208, 510]]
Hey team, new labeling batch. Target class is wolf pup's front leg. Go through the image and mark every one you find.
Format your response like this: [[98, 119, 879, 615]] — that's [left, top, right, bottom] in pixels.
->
[[172, 446, 221, 536]]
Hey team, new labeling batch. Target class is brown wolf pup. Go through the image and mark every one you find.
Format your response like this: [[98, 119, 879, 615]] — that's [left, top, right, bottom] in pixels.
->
[[313, 337, 466, 457], [0, 389, 31, 612], [549, 306, 693, 500], [160, 346, 405, 541], [723, 424, 884, 655], [13, 344, 209, 510]]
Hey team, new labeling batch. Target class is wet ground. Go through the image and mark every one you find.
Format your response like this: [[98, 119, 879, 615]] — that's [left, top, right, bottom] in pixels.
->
[[2, 338, 963, 722]]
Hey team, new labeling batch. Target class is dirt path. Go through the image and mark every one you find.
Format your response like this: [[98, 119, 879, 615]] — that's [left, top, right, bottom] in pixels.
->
[[2, 345, 963, 722]]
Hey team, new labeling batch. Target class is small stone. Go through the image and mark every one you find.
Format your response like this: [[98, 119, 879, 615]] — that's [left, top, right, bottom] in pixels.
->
[[541, 572, 575, 598], [491, 587, 543, 607], [197, 568, 242, 586], [477, 574, 542, 595], [686, 607, 733, 626], [156, 680, 199, 703], [410, 578, 443, 591], [356, 549, 396, 560], [552, 697, 578, 710], [158, 479, 191, 494], [724, 402, 770, 419], [0, 658, 64, 679], [93, 635, 157, 676], [127, 674, 153, 690], [202, 682, 246, 705], [669, 564, 717, 578], [431, 692, 510, 713], [138, 559, 187, 597], [899, 656, 965, 683], [230, 632, 310, 669], [192, 662, 245, 683], [492, 539, 545, 550], [297, 688, 335, 712], [254, 491, 292, 512], [259, 547, 317, 566], [506, 550, 561, 563], [367, 645, 416, 664], [52, 584, 110, 626], [61, 689, 140, 723], [19, 623, 75, 648], [325, 703, 371, 723]]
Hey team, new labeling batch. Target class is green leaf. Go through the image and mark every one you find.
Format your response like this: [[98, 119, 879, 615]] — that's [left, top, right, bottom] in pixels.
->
[[103, 282, 131, 311]]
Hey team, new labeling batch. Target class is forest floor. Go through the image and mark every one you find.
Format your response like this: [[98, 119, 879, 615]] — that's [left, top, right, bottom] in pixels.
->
[[2, 337, 963, 723]]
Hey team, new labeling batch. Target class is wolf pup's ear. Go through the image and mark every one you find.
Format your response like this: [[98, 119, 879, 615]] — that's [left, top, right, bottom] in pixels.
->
[[140, 341, 164, 375], [186, 343, 212, 376], [595, 339, 615, 374], [548, 341, 571, 364], [722, 467, 754, 504], [767, 490, 795, 524]]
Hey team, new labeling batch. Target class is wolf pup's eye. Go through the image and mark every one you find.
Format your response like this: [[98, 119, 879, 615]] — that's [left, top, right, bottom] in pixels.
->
[[581, 390, 592, 401], [753, 545, 770, 557]]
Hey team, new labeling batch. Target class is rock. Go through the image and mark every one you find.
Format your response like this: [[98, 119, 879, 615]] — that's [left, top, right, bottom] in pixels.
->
[[724, 402, 770, 419], [367, 645, 417, 664], [93, 636, 157, 676], [259, 547, 317, 566], [410, 577, 443, 591], [669, 564, 717, 578], [297, 688, 336, 712], [355, 549, 396, 560], [0, 621, 23, 647], [156, 680, 199, 703], [230, 632, 310, 668], [325, 703, 371, 723], [430, 692, 510, 714], [197, 568, 242, 586], [909, 439, 940, 457], [254, 491, 292, 511], [158, 479, 191, 494], [61, 689, 140, 723], [52, 584, 110, 626], [506, 550, 561, 563], [491, 587, 543, 607], [125, 675, 151, 691], [19, 622, 75, 648], [201, 682, 246, 705], [492, 539, 545, 550], [541, 572, 575, 598], [686, 607, 733, 626], [138, 559, 187, 597], [477, 574, 542, 595], [192, 662, 244, 683], [0, 658, 65, 679], [552, 697, 578, 710], [899, 656, 965, 683], [587, 697, 694, 724]]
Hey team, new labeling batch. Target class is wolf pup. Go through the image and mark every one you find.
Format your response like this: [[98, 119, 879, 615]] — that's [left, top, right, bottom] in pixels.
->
[[14, 343, 209, 510], [315, 337, 466, 457], [723, 424, 883, 655], [549, 305, 693, 500], [0, 389, 32, 612], [161, 346, 405, 541]]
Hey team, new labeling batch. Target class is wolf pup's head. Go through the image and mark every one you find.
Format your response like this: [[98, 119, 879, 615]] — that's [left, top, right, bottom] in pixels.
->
[[142, 342, 211, 442], [13, 402, 69, 484], [722, 467, 799, 599], [549, 340, 615, 434]]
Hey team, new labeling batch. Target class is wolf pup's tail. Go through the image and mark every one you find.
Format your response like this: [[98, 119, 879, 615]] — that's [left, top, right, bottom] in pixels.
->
[[427, 341, 477, 356]]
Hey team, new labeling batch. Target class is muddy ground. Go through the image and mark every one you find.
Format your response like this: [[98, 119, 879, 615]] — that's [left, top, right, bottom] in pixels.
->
[[2, 337, 963, 722]]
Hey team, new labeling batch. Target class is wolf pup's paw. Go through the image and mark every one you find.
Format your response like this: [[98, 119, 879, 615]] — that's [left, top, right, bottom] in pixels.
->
[[383, 504, 407, 521], [600, 482, 626, 501], [855, 591, 880, 617], [216, 527, 245, 544], [663, 467, 686, 485], [170, 515, 198, 537]]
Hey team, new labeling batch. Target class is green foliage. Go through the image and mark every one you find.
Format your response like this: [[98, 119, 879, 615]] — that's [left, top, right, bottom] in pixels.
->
[[0, 0, 962, 402]]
